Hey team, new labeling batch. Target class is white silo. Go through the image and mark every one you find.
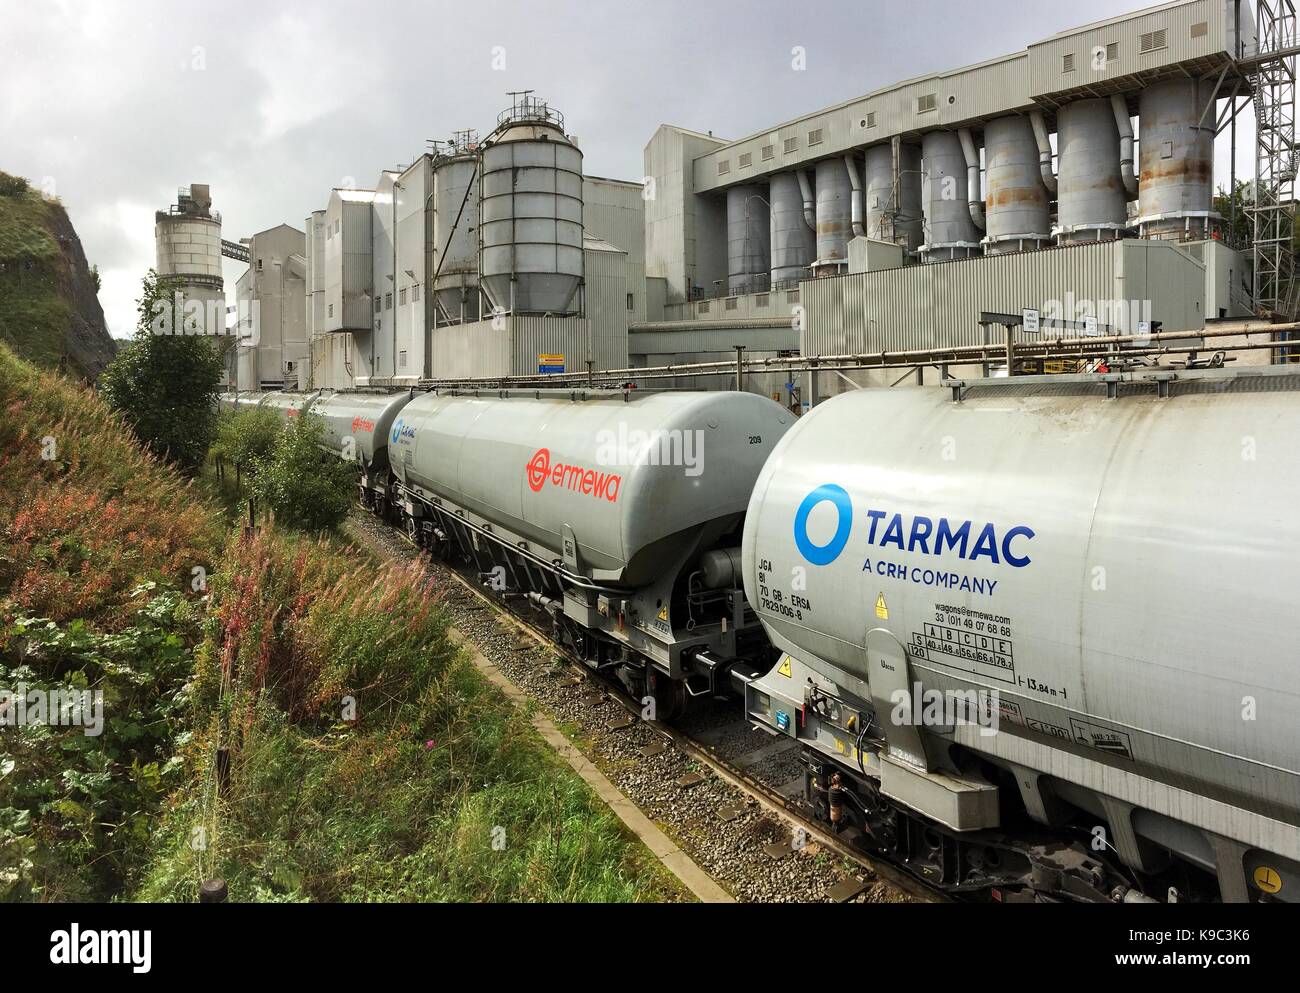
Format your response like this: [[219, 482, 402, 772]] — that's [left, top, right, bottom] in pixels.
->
[[865, 143, 923, 254], [1055, 99, 1127, 243], [727, 184, 770, 294], [154, 183, 224, 333], [921, 131, 980, 261], [433, 132, 482, 324], [769, 171, 815, 286], [1137, 79, 1216, 238], [480, 93, 583, 315], [814, 158, 853, 270], [982, 115, 1051, 254]]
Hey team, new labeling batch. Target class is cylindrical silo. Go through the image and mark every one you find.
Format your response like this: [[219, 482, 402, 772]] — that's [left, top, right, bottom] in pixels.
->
[[814, 158, 853, 267], [982, 115, 1051, 254], [865, 143, 923, 254], [480, 96, 583, 315], [154, 183, 224, 333], [433, 140, 482, 324], [727, 184, 771, 295], [1055, 99, 1127, 243], [769, 172, 814, 286], [921, 131, 980, 261], [1138, 78, 1216, 238]]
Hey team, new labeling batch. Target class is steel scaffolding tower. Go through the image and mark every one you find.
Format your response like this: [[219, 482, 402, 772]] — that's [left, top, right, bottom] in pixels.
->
[[1246, 0, 1299, 320]]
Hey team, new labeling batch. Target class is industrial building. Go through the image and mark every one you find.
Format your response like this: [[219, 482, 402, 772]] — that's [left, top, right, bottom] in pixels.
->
[[170, 0, 1297, 402]]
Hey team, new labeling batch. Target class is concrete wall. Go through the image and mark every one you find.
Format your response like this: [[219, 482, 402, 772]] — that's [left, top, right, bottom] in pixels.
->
[[644, 125, 729, 306]]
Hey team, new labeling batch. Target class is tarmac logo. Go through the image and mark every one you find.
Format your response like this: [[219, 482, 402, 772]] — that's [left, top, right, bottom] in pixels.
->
[[793, 483, 853, 566]]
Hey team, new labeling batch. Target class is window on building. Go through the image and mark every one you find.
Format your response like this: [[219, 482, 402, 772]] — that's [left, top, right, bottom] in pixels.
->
[[257, 259, 263, 271], [411, 283, 420, 302], [375, 296, 381, 314], [399, 287, 407, 306], [384, 292, 392, 311], [626, 292, 634, 311], [335, 219, 341, 234], [328, 304, 334, 318], [399, 350, 407, 369]]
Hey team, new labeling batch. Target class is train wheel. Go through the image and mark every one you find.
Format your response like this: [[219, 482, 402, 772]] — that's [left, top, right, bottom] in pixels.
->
[[648, 672, 686, 722]]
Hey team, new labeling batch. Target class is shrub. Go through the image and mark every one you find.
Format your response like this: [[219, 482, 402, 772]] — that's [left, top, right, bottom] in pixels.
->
[[211, 407, 282, 472], [98, 270, 226, 474], [249, 413, 355, 531]]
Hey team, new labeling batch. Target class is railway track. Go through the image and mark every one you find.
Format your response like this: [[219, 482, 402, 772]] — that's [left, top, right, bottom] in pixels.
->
[[346, 510, 945, 904]]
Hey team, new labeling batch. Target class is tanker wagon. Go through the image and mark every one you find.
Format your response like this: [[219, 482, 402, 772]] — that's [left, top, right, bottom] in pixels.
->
[[388, 387, 793, 717], [741, 366, 1300, 902]]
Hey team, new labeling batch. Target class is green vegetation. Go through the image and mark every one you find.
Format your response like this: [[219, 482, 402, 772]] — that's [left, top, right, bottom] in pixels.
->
[[210, 407, 282, 472], [0, 341, 222, 899], [1, 340, 682, 903], [139, 529, 679, 902], [0, 172, 71, 370], [248, 413, 356, 531], [99, 270, 226, 474]]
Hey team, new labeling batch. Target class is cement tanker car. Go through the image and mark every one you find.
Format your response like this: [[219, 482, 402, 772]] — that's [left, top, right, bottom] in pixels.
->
[[741, 366, 1300, 903], [216, 367, 1298, 901]]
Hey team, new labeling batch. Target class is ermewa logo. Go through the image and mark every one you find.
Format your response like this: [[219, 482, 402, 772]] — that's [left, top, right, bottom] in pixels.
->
[[50, 925, 151, 974], [526, 448, 622, 502], [351, 415, 375, 434]]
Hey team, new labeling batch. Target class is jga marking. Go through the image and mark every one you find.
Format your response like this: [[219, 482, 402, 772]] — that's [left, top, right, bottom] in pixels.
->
[[756, 557, 815, 622]]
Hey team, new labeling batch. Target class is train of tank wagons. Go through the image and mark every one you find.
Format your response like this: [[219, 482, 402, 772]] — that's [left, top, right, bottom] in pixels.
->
[[218, 369, 1300, 905]]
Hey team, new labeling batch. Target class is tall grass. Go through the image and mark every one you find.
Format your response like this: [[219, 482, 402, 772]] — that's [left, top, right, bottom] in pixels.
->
[[0, 342, 221, 627], [138, 528, 684, 902]]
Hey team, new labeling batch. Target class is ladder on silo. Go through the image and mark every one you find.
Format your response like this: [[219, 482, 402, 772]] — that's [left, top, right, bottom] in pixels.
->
[[1243, 0, 1300, 328]]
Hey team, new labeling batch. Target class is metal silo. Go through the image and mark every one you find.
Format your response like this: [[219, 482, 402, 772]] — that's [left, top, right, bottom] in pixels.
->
[[982, 115, 1051, 254], [920, 131, 980, 261], [865, 143, 922, 254], [432, 131, 482, 325], [769, 172, 814, 287], [1055, 99, 1127, 243], [480, 93, 583, 315], [814, 158, 853, 269], [154, 183, 224, 331], [726, 184, 771, 294], [1137, 79, 1215, 239]]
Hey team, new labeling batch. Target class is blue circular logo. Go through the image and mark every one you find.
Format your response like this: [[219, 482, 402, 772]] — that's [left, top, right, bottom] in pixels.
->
[[390, 419, 404, 445], [793, 484, 853, 566]]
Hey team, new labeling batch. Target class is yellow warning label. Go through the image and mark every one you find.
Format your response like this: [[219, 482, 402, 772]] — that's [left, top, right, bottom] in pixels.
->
[[1253, 865, 1283, 894], [777, 657, 792, 678], [834, 737, 846, 754], [657, 604, 668, 621], [875, 593, 889, 620]]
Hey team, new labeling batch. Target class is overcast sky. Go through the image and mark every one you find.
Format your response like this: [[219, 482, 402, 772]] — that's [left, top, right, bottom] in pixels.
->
[[1, 0, 1254, 338]]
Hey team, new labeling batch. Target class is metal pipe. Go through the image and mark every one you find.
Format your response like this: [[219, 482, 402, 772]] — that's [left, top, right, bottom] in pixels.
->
[[797, 170, 816, 230], [1110, 95, 1139, 198], [958, 129, 986, 230], [843, 154, 866, 237], [1029, 111, 1058, 195]]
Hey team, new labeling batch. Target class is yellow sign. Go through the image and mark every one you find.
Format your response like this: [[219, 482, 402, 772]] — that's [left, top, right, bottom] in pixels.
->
[[1253, 865, 1283, 894], [657, 604, 668, 621], [777, 657, 792, 678], [875, 593, 889, 620]]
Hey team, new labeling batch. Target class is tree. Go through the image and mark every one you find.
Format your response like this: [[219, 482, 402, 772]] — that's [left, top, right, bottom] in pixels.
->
[[211, 407, 282, 473], [250, 412, 356, 531], [98, 270, 226, 474], [1213, 180, 1254, 247]]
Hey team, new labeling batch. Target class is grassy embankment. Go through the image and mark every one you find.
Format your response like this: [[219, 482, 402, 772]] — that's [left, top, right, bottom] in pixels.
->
[[0, 342, 684, 901]]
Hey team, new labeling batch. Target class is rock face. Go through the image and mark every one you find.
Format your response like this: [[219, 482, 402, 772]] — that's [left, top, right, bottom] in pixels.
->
[[45, 200, 118, 381], [0, 172, 118, 382]]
